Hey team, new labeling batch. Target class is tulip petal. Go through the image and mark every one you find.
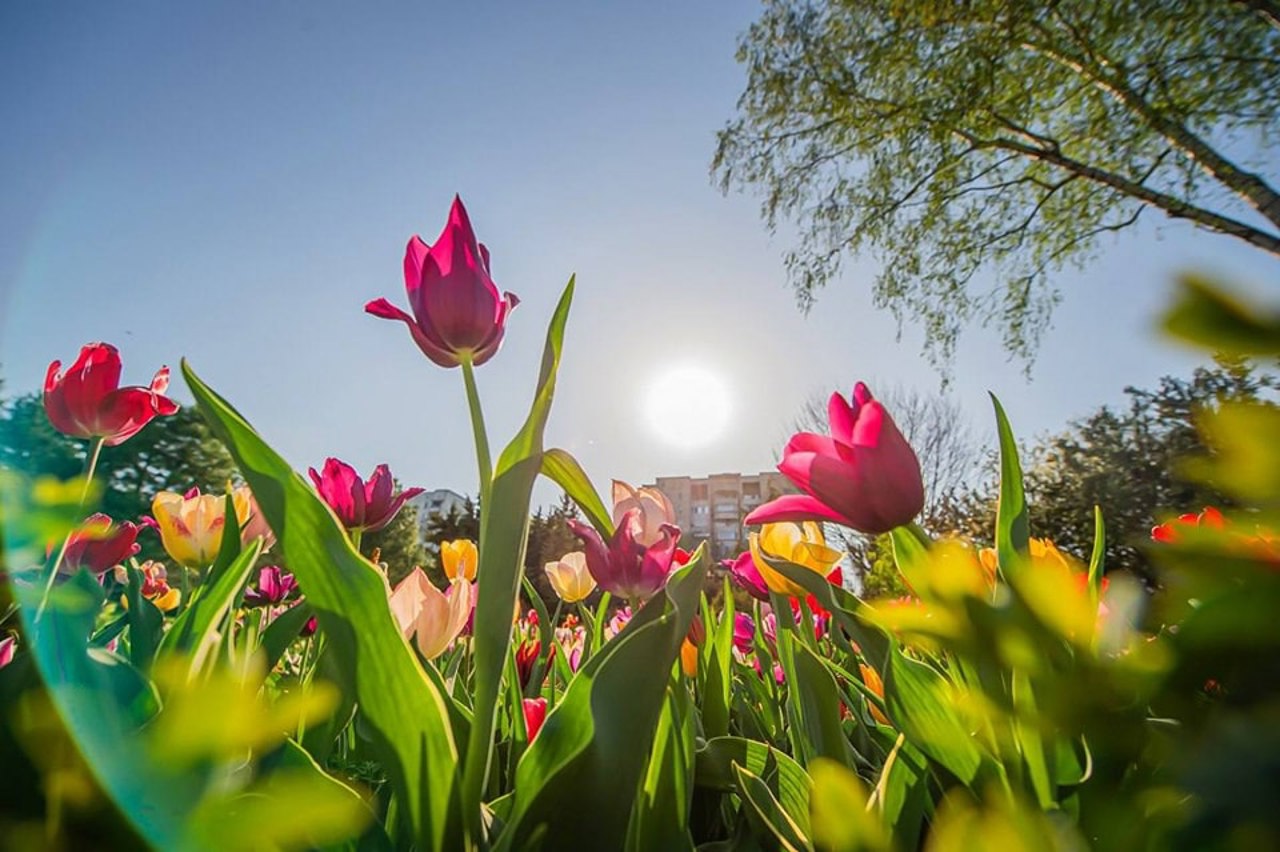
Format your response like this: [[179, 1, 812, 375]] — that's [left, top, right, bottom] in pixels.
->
[[366, 297, 461, 368], [744, 494, 851, 527], [827, 391, 857, 445]]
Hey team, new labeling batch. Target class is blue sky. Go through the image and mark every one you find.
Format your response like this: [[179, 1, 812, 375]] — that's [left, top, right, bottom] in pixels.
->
[[3, 1, 1276, 507]]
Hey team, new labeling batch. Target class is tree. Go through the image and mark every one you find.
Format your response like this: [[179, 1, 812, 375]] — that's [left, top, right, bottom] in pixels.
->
[[362, 502, 429, 588], [522, 494, 587, 613], [715, 0, 1280, 366], [1019, 357, 1278, 580], [0, 391, 237, 561]]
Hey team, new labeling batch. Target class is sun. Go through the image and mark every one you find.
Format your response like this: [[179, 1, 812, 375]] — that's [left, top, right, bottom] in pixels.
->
[[644, 364, 732, 448]]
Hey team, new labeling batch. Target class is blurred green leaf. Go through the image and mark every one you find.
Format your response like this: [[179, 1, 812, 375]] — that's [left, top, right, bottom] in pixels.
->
[[885, 648, 984, 785], [123, 565, 163, 671], [808, 758, 889, 852], [628, 684, 697, 852], [183, 361, 462, 850], [1161, 274, 1280, 356], [1183, 401, 1280, 505], [157, 538, 262, 675]]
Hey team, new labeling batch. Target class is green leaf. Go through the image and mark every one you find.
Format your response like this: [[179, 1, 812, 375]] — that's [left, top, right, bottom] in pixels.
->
[[868, 732, 930, 848], [124, 565, 164, 670], [694, 737, 811, 824], [791, 642, 856, 768], [183, 361, 461, 851], [991, 394, 1030, 581], [539, 447, 612, 538], [496, 551, 707, 851], [884, 647, 983, 785], [158, 538, 262, 675], [627, 684, 697, 852], [1161, 274, 1280, 356], [463, 278, 575, 833], [1087, 506, 1105, 594], [765, 557, 889, 671], [259, 603, 315, 673], [732, 762, 812, 852]]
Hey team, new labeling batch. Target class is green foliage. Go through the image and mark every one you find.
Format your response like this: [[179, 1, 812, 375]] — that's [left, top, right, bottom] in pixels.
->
[[0, 390, 237, 559], [716, 0, 1280, 366]]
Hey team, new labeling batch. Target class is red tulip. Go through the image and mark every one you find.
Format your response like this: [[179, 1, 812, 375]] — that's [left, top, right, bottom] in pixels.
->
[[522, 697, 548, 742], [44, 343, 178, 446], [308, 458, 424, 533], [747, 382, 924, 535], [567, 510, 681, 602], [366, 196, 519, 369], [63, 513, 141, 575]]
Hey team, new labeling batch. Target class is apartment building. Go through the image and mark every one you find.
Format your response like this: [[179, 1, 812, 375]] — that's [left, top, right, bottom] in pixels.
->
[[648, 471, 795, 560]]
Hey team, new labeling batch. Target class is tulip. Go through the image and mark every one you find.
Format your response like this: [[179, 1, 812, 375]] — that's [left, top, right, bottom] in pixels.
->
[[1151, 506, 1227, 543], [0, 635, 16, 669], [746, 382, 924, 535], [555, 624, 586, 672], [366, 196, 520, 369], [441, 539, 478, 582], [748, 521, 843, 598], [114, 561, 181, 613], [62, 513, 140, 575], [604, 606, 634, 640], [858, 663, 891, 725], [308, 458, 424, 535], [568, 510, 681, 603], [522, 697, 548, 742], [388, 568, 473, 660], [544, 551, 596, 603], [515, 638, 549, 690], [243, 566, 299, 608], [723, 550, 770, 601], [152, 486, 258, 569], [732, 613, 755, 656], [611, 481, 676, 547], [43, 343, 179, 446]]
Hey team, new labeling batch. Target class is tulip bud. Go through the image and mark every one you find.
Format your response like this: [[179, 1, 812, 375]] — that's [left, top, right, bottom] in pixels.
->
[[746, 382, 924, 535], [63, 513, 141, 575]]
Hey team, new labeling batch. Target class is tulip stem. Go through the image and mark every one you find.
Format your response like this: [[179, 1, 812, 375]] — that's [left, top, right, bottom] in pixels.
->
[[35, 437, 107, 622], [459, 355, 492, 511]]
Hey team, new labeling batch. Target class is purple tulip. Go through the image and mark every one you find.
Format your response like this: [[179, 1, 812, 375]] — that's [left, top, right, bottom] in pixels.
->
[[308, 458, 424, 533], [732, 613, 755, 656], [243, 566, 299, 608], [722, 550, 770, 601], [366, 196, 519, 369], [567, 510, 681, 602], [746, 382, 924, 535]]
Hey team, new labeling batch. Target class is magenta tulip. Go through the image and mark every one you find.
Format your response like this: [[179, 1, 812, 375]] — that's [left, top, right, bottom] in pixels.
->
[[0, 635, 16, 669], [567, 510, 680, 602], [366, 195, 519, 369], [732, 613, 755, 656], [722, 551, 770, 602], [308, 458, 424, 533], [63, 514, 141, 575], [44, 343, 178, 446], [746, 382, 924, 535], [243, 566, 299, 608]]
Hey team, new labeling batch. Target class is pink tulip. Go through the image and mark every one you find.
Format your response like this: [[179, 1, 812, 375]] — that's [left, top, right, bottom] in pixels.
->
[[523, 697, 548, 742], [63, 514, 141, 575], [308, 458, 424, 533], [611, 481, 676, 548], [388, 568, 473, 660], [243, 566, 299, 608], [722, 551, 770, 601], [44, 343, 178, 446], [747, 382, 924, 535], [366, 196, 519, 369], [567, 510, 680, 602], [0, 635, 16, 669], [732, 613, 755, 656]]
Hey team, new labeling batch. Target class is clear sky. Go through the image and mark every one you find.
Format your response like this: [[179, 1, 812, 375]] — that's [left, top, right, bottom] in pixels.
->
[[3, 1, 1276, 507]]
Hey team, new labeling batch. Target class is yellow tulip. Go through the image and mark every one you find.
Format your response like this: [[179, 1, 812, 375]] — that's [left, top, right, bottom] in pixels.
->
[[749, 521, 843, 598], [441, 539, 478, 582], [152, 489, 248, 569], [544, 551, 596, 603]]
